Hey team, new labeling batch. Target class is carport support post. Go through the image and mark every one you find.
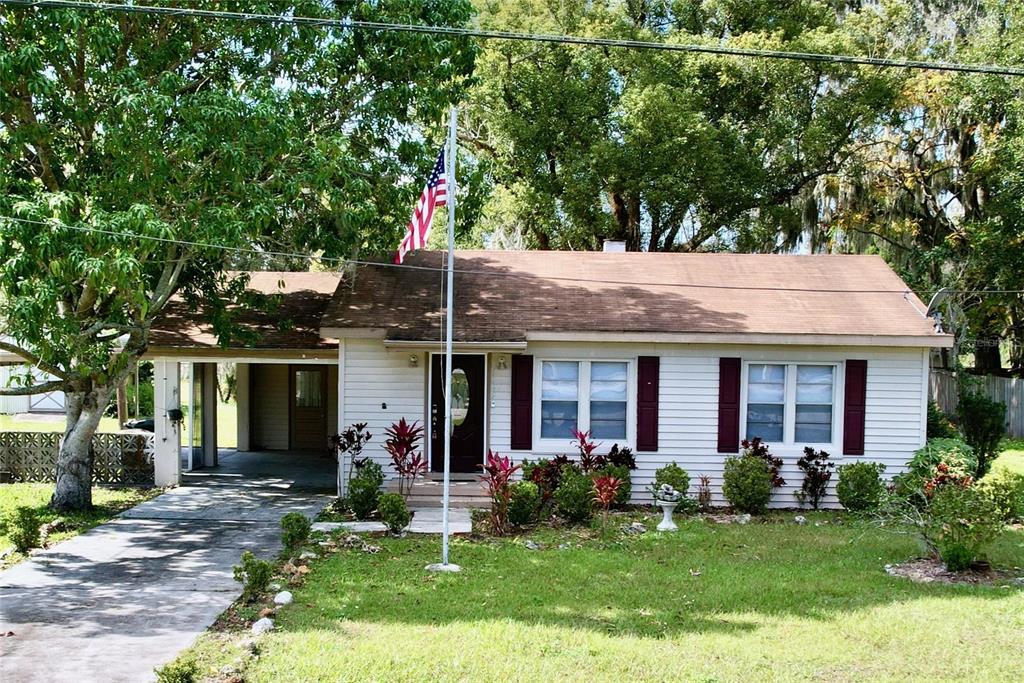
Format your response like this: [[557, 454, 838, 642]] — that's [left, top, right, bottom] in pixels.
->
[[153, 359, 181, 487]]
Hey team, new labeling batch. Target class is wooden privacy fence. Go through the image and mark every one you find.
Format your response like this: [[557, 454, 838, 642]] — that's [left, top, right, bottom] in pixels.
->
[[0, 431, 155, 486], [930, 370, 1024, 437]]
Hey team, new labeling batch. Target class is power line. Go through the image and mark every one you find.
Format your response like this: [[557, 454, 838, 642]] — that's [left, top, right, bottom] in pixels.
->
[[4, 0, 1024, 77], [3, 214, 1024, 296]]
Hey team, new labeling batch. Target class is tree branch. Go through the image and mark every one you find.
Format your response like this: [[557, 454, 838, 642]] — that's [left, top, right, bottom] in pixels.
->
[[0, 340, 70, 380], [0, 380, 66, 396]]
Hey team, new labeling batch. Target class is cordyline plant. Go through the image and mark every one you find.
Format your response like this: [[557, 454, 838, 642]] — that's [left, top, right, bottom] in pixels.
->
[[329, 423, 372, 493], [571, 428, 606, 472], [742, 438, 786, 487], [593, 475, 622, 528], [481, 450, 521, 536], [385, 418, 427, 497], [795, 447, 834, 510], [0, 1, 477, 511]]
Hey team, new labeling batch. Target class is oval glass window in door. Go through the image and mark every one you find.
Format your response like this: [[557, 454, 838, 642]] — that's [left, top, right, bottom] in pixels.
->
[[451, 368, 469, 426]]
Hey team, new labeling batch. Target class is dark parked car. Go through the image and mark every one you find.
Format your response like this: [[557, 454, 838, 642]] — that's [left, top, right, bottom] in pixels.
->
[[124, 417, 155, 432]]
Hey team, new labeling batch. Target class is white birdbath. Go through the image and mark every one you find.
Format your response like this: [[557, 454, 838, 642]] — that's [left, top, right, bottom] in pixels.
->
[[656, 501, 679, 531]]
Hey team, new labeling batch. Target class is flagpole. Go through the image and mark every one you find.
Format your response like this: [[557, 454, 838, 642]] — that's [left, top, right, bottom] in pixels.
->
[[439, 105, 458, 571]]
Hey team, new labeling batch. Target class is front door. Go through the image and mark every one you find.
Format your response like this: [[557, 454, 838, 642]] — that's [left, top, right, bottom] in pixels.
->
[[430, 354, 485, 473], [290, 365, 328, 451]]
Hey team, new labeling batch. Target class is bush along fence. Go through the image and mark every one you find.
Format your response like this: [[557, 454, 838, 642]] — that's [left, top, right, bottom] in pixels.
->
[[930, 369, 1023, 437], [0, 431, 155, 486]]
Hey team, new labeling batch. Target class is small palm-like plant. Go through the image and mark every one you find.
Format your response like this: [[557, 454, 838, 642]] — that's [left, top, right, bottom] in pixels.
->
[[481, 450, 521, 535], [572, 428, 606, 472], [592, 474, 622, 527], [385, 418, 426, 496]]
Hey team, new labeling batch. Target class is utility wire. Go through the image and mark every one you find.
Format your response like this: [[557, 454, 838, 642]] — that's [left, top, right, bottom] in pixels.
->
[[4, 214, 1024, 296], [4, 0, 1024, 77]]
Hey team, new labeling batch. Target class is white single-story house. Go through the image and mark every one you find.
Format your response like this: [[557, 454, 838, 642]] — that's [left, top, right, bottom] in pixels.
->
[[0, 346, 66, 415], [146, 249, 952, 506]]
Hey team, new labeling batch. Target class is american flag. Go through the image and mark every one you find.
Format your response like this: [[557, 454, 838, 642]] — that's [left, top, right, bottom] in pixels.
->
[[394, 147, 447, 264]]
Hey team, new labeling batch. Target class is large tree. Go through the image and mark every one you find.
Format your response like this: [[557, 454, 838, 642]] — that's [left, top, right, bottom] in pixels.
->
[[0, 0, 476, 509]]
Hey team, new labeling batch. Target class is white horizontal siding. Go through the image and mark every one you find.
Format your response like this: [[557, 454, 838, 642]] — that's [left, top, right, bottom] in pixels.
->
[[500, 342, 928, 509], [490, 355, 512, 454], [342, 340, 427, 476]]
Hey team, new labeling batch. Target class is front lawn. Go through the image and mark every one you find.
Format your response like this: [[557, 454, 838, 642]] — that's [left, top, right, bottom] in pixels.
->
[[179, 513, 1024, 682], [0, 482, 159, 565], [993, 438, 1024, 476]]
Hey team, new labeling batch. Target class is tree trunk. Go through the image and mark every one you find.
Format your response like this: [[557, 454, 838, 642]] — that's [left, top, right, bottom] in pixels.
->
[[973, 344, 1002, 375], [116, 380, 128, 427], [51, 388, 110, 511]]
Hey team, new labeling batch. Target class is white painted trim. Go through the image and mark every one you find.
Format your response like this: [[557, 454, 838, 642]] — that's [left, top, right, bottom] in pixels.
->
[[236, 363, 251, 452], [532, 357, 636, 454], [739, 360, 842, 455], [383, 339, 527, 351], [143, 350, 337, 361], [336, 339, 346, 496], [919, 347, 929, 447], [525, 331, 953, 348], [320, 327, 387, 339], [426, 352, 488, 472]]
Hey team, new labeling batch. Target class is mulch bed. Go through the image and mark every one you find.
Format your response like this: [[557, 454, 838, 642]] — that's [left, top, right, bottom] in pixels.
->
[[885, 557, 1024, 586]]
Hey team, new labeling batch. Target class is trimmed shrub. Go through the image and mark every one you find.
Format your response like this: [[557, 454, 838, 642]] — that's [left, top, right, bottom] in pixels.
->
[[8, 506, 42, 554], [523, 455, 577, 503], [925, 484, 1003, 571], [600, 463, 631, 505], [722, 454, 773, 514], [508, 481, 541, 526], [978, 470, 1024, 523], [233, 550, 273, 601], [154, 658, 200, 683], [927, 401, 957, 439], [377, 493, 411, 534], [741, 438, 784, 487], [349, 460, 384, 520], [653, 462, 690, 496], [280, 512, 311, 551], [958, 391, 1006, 477], [554, 466, 594, 524], [836, 461, 886, 512]]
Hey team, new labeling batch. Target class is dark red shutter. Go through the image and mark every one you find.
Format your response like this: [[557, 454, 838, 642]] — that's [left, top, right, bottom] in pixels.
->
[[636, 356, 659, 452], [717, 357, 741, 453], [510, 354, 533, 450], [843, 360, 867, 455]]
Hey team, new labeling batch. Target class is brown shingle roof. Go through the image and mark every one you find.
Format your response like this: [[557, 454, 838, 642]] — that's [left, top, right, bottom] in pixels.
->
[[150, 271, 341, 350], [320, 251, 946, 344]]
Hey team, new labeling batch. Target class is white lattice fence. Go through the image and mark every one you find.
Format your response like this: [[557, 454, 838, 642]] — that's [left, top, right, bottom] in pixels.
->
[[0, 431, 155, 486]]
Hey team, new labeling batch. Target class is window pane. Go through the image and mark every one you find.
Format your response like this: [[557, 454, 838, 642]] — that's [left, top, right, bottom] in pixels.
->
[[591, 362, 627, 382], [542, 361, 578, 400], [590, 362, 627, 401], [748, 364, 785, 403], [746, 403, 784, 442], [796, 365, 833, 403], [541, 400, 578, 438], [295, 370, 322, 407], [590, 401, 626, 439], [795, 405, 832, 443]]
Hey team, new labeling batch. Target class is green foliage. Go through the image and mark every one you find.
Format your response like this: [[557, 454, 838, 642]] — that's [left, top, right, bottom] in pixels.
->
[[925, 485, 1004, 572], [554, 467, 594, 524], [795, 447, 834, 511], [927, 401, 958, 439], [154, 657, 200, 683], [233, 550, 273, 601], [653, 463, 690, 496], [957, 391, 1006, 478], [377, 493, 411, 534], [349, 461, 384, 521], [7, 506, 42, 554], [836, 462, 887, 512], [599, 464, 631, 506], [978, 470, 1024, 523], [280, 512, 311, 551], [908, 438, 978, 479], [722, 455, 773, 515], [508, 481, 541, 527]]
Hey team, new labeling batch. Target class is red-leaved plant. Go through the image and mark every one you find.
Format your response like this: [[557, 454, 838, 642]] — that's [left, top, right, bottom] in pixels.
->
[[385, 418, 426, 496], [741, 438, 785, 487], [481, 450, 521, 536], [592, 474, 622, 527], [572, 428, 606, 472], [924, 462, 974, 498]]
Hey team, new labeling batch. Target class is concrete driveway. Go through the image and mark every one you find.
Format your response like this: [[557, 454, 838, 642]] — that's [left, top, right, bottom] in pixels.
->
[[0, 484, 331, 683]]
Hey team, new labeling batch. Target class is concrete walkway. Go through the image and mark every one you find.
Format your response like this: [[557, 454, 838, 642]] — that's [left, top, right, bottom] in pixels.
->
[[0, 485, 331, 683]]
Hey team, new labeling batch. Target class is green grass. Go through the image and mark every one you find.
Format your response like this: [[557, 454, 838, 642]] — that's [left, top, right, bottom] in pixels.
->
[[993, 438, 1024, 476], [180, 512, 1024, 682], [0, 414, 121, 433], [0, 482, 159, 565]]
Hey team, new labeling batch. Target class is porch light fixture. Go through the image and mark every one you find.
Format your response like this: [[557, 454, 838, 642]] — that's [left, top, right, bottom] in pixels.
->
[[497, 354, 508, 370], [409, 354, 419, 368]]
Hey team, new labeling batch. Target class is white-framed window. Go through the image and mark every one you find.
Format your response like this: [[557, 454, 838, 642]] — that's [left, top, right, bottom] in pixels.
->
[[742, 362, 838, 446], [537, 359, 633, 446]]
